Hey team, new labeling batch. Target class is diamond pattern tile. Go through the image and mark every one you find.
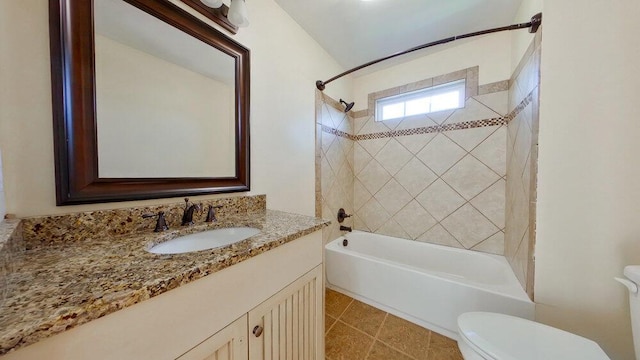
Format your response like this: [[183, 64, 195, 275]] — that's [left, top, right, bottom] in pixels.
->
[[395, 133, 435, 155], [416, 134, 466, 175], [473, 91, 508, 116], [418, 224, 463, 248], [374, 179, 413, 215], [393, 200, 437, 239], [354, 179, 372, 211], [325, 138, 346, 173], [377, 218, 410, 239], [445, 126, 496, 152], [444, 98, 500, 125], [441, 204, 499, 249], [416, 179, 465, 221], [470, 179, 506, 229], [472, 231, 504, 255], [375, 139, 413, 175], [359, 137, 390, 158], [357, 160, 391, 195], [359, 198, 391, 231], [394, 158, 437, 197], [472, 126, 506, 176], [353, 142, 373, 176], [442, 155, 500, 200]]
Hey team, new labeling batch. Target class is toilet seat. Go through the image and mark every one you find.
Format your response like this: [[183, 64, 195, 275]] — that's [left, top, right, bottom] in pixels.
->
[[457, 312, 610, 360]]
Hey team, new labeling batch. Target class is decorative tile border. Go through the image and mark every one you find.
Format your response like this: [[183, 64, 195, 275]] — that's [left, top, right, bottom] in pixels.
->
[[321, 89, 533, 141]]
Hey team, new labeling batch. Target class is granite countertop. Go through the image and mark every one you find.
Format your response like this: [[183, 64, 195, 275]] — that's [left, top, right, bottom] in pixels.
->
[[0, 209, 329, 355]]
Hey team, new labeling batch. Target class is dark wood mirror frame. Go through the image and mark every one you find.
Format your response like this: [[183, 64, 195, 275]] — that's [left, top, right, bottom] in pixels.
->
[[49, 0, 250, 205]]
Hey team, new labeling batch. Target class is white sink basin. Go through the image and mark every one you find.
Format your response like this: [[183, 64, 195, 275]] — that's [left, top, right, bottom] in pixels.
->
[[148, 227, 260, 254]]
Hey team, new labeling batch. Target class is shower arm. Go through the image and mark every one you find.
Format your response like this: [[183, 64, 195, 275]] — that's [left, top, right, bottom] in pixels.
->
[[315, 13, 542, 91]]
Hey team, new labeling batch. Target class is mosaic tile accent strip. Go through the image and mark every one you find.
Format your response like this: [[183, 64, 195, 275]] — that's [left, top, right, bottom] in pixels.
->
[[0, 209, 329, 354], [321, 90, 533, 142], [21, 195, 266, 250]]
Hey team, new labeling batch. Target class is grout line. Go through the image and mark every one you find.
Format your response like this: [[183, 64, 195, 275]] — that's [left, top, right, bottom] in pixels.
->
[[363, 312, 389, 359]]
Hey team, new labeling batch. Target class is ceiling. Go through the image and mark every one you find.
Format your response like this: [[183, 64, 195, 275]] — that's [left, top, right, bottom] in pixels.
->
[[274, 0, 523, 73]]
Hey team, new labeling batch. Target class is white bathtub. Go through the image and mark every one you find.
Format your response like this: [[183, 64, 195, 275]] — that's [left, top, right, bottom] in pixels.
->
[[325, 231, 534, 339]]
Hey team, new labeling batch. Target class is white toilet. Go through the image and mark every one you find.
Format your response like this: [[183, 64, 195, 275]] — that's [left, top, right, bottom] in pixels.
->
[[457, 312, 610, 359], [616, 265, 640, 360], [456, 265, 640, 360]]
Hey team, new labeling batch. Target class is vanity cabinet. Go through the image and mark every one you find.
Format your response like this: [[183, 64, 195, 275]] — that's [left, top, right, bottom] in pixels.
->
[[178, 266, 322, 360], [248, 266, 322, 360], [178, 315, 248, 360], [2, 231, 324, 360]]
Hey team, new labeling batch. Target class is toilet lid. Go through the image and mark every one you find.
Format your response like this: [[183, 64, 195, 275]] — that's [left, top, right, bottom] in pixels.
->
[[457, 312, 610, 360]]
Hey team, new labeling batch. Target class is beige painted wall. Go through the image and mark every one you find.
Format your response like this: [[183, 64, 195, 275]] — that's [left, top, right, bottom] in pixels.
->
[[535, 1, 640, 359], [351, 32, 512, 111], [95, 35, 234, 178], [0, 0, 350, 217], [510, 0, 542, 73]]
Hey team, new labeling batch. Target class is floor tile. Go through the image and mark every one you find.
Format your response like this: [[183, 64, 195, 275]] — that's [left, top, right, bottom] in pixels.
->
[[377, 314, 432, 360], [326, 313, 337, 333], [326, 289, 353, 318], [340, 300, 386, 336], [427, 332, 463, 360], [367, 341, 414, 360], [325, 321, 374, 360]]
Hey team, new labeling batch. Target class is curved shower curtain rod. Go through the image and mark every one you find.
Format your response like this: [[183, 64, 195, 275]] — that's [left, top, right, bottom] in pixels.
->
[[316, 13, 542, 91]]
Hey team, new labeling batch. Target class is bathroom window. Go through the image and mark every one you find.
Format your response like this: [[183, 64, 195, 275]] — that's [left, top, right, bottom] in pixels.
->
[[375, 80, 465, 121]]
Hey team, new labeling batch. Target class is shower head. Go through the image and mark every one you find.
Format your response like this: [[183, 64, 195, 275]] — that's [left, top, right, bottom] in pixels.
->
[[340, 99, 355, 113]]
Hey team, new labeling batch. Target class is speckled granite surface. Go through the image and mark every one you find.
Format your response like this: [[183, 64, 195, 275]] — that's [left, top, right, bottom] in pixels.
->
[[22, 195, 266, 249], [0, 209, 328, 355], [0, 220, 23, 308]]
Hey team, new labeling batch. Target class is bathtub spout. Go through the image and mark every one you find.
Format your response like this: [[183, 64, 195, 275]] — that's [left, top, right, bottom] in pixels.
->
[[340, 225, 352, 232]]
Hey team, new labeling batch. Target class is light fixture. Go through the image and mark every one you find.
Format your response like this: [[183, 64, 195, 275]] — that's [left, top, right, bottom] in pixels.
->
[[228, 0, 249, 28], [200, 0, 223, 8]]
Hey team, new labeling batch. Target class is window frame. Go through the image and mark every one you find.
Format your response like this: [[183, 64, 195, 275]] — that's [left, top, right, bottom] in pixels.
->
[[375, 79, 466, 122]]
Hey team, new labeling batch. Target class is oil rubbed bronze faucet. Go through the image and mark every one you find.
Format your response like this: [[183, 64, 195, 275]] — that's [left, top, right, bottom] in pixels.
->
[[181, 198, 201, 226], [205, 205, 224, 222], [142, 211, 169, 232]]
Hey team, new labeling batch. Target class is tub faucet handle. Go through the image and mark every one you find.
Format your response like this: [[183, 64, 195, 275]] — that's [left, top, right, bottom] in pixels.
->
[[142, 211, 169, 232], [337, 208, 352, 223]]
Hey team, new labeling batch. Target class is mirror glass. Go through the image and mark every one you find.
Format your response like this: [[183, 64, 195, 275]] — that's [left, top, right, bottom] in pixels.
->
[[94, 0, 236, 178]]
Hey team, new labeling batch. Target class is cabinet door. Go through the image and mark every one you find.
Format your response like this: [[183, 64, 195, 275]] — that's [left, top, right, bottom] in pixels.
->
[[178, 315, 248, 360], [248, 265, 323, 360]]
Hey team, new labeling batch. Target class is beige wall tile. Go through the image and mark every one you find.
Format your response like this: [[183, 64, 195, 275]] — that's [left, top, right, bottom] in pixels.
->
[[470, 179, 506, 229], [442, 155, 500, 200], [473, 91, 509, 116], [394, 158, 438, 197], [393, 200, 437, 239], [471, 231, 505, 255], [472, 126, 507, 176], [416, 179, 466, 221], [357, 160, 392, 195], [375, 179, 413, 215], [445, 126, 497, 152], [441, 204, 500, 249], [444, 98, 501, 125], [418, 224, 464, 248], [377, 218, 410, 239], [416, 134, 466, 175], [375, 139, 413, 176], [359, 197, 392, 231]]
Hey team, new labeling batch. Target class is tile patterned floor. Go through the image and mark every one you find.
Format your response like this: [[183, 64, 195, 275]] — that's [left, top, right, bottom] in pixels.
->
[[325, 289, 464, 360]]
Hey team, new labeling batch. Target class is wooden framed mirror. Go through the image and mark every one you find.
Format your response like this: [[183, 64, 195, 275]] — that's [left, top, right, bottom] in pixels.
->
[[49, 0, 250, 205]]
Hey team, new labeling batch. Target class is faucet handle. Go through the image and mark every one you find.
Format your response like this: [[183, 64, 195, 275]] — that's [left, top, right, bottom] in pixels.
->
[[142, 211, 169, 232], [205, 205, 224, 222], [337, 208, 352, 223]]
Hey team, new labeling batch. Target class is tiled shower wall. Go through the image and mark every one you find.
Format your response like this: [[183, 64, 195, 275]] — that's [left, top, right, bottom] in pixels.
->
[[315, 92, 354, 244], [505, 32, 541, 298], [351, 71, 508, 255], [317, 68, 511, 256]]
